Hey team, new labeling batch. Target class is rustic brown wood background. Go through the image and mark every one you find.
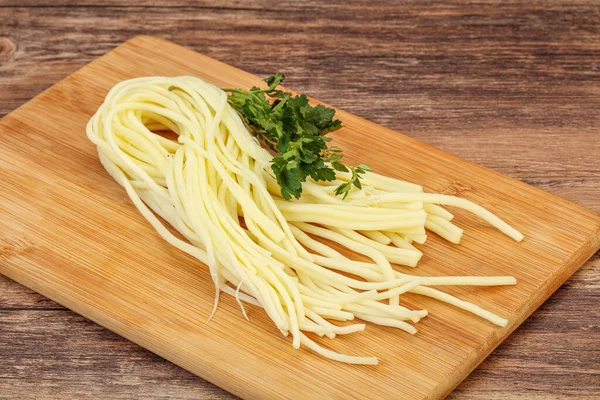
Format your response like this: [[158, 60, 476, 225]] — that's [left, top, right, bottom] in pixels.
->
[[0, 1, 598, 399]]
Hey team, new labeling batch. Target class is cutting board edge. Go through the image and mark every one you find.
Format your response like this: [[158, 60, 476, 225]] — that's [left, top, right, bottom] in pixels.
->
[[437, 225, 600, 399], [0, 39, 122, 126]]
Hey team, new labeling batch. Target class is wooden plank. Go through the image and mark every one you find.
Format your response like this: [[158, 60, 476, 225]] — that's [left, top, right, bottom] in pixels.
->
[[0, 35, 599, 400]]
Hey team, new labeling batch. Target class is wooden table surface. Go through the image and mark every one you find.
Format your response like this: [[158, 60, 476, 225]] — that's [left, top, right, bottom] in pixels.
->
[[1, 1, 598, 399]]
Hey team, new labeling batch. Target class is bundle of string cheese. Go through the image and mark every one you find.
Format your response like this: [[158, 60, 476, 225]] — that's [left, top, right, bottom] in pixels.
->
[[86, 76, 523, 365]]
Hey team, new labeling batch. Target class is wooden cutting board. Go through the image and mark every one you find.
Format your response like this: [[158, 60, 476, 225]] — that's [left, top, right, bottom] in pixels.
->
[[1, 36, 599, 400]]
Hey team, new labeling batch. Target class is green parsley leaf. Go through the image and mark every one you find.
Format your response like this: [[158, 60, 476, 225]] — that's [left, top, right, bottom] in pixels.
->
[[223, 74, 370, 200]]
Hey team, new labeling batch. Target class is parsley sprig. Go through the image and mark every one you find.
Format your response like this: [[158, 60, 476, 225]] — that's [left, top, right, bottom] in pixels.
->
[[223, 74, 370, 200]]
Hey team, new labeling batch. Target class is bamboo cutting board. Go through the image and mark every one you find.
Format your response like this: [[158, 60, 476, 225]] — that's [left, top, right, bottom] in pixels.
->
[[1, 36, 599, 400]]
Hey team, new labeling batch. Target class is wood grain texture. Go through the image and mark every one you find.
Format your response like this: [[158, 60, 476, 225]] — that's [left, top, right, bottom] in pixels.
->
[[0, 2, 599, 399], [1, 35, 599, 399]]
